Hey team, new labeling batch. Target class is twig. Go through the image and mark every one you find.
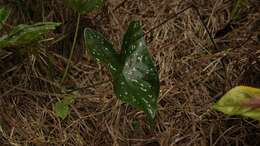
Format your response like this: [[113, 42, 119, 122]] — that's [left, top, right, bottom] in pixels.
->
[[144, 5, 193, 36], [191, 4, 218, 51], [191, 3, 229, 91]]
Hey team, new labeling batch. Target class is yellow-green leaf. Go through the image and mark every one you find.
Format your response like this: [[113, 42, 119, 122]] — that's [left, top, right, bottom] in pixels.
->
[[0, 22, 60, 48], [213, 86, 260, 121]]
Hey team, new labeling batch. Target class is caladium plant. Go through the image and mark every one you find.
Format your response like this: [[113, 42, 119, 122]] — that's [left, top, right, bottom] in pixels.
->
[[214, 86, 260, 121], [84, 21, 160, 121]]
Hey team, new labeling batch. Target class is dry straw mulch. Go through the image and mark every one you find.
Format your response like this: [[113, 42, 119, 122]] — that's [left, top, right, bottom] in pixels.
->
[[0, 0, 260, 145]]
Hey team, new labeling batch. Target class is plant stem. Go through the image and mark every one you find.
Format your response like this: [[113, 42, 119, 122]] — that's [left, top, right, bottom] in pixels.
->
[[61, 13, 81, 84]]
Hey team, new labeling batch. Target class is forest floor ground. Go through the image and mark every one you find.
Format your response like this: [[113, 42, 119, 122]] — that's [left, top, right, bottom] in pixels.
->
[[0, 0, 260, 145]]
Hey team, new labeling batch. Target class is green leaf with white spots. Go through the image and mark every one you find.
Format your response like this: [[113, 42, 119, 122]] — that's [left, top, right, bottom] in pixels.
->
[[84, 21, 159, 121], [84, 28, 120, 75], [0, 22, 60, 48], [115, 21, 159, 120], [0, 7, 10, 30], [64, 0, 104, 14], [213, 86, 260, 121], [54, 101, 69, 120]]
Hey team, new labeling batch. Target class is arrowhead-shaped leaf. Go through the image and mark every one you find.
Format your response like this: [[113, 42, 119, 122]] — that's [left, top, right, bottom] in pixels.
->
[[54, 101, 69, 120], [213, 86, 260, 121], [115, 21, 159, 120], [0, 22, 60, 48], [64, 0, 104, 14], [84, 21, 160, 121], [0, 7, 10, 30]]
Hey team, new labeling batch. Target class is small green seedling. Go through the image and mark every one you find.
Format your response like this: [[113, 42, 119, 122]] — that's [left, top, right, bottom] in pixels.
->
[[214, 86, 260, 121], [84, 21, 160, 122], [54, 95, 75, 119], [54, 101, 70, 120]]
